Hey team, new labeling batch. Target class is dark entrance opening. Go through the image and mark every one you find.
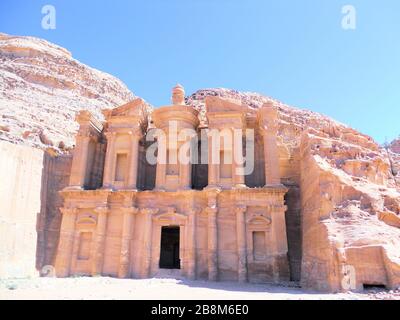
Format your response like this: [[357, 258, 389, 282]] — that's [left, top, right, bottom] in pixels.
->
[[363, 284, 386, 290], [159, 226, 180, 269]]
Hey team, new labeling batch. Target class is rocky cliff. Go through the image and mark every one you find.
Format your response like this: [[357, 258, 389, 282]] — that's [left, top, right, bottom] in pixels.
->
[[389, 138, 400, 185], [1, 33, 399, 291], [0, 33, 135, 278], [0, 33, 135, 149], [188, 88, 400, 291]]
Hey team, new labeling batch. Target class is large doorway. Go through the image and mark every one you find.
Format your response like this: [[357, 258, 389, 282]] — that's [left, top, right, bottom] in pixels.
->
[[159, 226, 180, 269]]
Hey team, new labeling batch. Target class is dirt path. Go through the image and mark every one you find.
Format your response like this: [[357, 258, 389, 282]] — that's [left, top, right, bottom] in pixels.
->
[[1, 277, 399, 300]]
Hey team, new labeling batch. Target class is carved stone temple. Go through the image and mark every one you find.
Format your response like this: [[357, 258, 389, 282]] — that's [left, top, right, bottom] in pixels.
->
[[55, 85, 289, 283]]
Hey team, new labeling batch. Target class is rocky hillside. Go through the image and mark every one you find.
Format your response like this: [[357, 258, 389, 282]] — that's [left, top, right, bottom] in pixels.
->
[[389, 138, 400, 185], [188, 88, 400, 291], [0, 33, 135, 149], [0, 32, 399, 291]]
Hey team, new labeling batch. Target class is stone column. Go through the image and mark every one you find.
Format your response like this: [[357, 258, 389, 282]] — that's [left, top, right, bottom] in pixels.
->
[[70, 229, 81, 274], [69, 134, 91, 188], [271, 204, 288, 256], [260, 105, 280, 186], [155, 134, 167, 190], [118, 207, 137, 278], [233, 130, 246, 188], [236, 206, 247, 282], [186, 209, 197, 279], [55, 208, 77, 277], [207, 134, 218, 188], [262, 129, 280, 185], [103, 132, 116, 189], [127, 132, 140, 190], [179, 143, 192, 190], [206, 207, 218, 281], [142, 208, 155, 277], [270, 203, 289, 282], [91, 207, 108, 276]]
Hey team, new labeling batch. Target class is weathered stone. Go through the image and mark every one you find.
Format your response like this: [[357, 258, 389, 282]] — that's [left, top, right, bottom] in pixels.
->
[[55, 86, 289, 283]]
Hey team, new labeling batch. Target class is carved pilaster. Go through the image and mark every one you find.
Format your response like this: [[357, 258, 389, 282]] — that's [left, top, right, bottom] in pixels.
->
[[155, 133, 167, 191], [55, 208, 78, 277], [140, 208, 159, 277], [127, 131, 141, 190], [118, 207, 139, 278], [207, 133, 219, 188], [186, 208, 197, 280], [235, 206, 247, 282], [205, 207, 218, 281], [233, 130, 246, 188], [92, 206, 109, 276], [69, 134, 91, 188], [102, 131, 117, 189], [270, 203, 289, 282], [258, 103, 281, 186]]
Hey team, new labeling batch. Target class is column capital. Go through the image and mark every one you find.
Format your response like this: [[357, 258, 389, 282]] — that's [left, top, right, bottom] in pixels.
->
[[105, 131, 117, 139], [94, 206, 109, 215], [128, 128, 143, 138], [204, 207, 218, 216], [140, 208, 160, 215], [185, 207, 201, 216], [235, 205, 247, 215], [259, 122, 278, 135], [60, 207, 78, 215], [121, 207, 139, 215], [268, 204, 287, 214]]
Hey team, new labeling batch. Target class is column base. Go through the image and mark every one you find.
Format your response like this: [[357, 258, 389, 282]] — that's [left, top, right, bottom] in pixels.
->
[[178, 186, 192, 191], [264, 183, 287, 190], [121, 188, 138, 192], [64, 185, 84, 191], [153, 187, 166, 192], [205, 185, 220, 190], [233, 184, 247, 189]]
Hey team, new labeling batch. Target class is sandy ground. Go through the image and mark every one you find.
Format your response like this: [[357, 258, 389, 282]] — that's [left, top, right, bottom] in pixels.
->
[[1, 277, 399, 300]]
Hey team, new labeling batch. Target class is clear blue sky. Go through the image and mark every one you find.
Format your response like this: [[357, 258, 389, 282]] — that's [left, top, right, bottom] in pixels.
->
[[1, 0, 399, 143]]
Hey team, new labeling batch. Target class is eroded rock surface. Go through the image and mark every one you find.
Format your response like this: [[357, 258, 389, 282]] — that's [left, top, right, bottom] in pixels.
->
[[0, 33, 399, 291], [188, 88, 400, 291], [0, 33, 135, 149]]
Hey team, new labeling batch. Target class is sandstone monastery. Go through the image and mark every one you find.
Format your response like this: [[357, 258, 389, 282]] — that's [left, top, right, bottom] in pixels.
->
[[1, 34, 400, 293], [56, 85, 289, 283]]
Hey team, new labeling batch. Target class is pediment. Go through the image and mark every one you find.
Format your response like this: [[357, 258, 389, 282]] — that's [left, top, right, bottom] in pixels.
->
[[153, 211, 188, 225], [205, 96, 247, 113], [103, 98, 148, 119], [247, 215, 271, 226]]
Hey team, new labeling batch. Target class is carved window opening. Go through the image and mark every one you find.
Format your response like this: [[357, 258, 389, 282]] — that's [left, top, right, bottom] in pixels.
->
[[115, 153, 128, 182], [253, 231, 266, 261], [78, 232, 92, 260], [220, 150, 232, 179], [166, 149, 179, 176]]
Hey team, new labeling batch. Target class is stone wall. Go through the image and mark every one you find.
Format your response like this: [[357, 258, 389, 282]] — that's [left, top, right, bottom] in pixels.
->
[[0, 141, 43, 278], [36, 153, 72, 270]]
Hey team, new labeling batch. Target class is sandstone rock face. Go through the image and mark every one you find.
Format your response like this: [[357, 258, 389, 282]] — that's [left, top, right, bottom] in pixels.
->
[[388, 138, 400, 186], [0, 33, 135, 149], [1, 32, 399, 291], [0, 33, 136, 279], [0, 141, 43, 278], [188, 88, 400, 290]]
